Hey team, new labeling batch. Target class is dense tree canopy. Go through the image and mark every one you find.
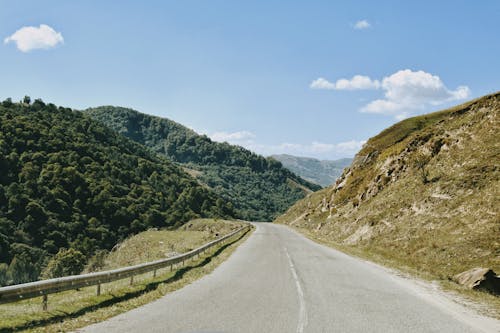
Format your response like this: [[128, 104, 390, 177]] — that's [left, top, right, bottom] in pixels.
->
[[0, 99, 233, 285], [86, 106, 321, 221]]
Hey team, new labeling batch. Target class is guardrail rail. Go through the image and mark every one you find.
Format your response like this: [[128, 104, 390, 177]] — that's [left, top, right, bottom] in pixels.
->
[[0, 224, 250, 310]]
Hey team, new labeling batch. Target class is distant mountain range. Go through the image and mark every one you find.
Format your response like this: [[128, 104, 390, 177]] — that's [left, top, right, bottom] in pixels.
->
[[86, 106, 321, 221], [271, 154, 352, 187]]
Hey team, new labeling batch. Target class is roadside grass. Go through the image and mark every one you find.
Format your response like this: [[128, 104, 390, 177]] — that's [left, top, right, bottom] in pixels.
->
[[98, 218, 241, 270], [0, 219, 253, 333]]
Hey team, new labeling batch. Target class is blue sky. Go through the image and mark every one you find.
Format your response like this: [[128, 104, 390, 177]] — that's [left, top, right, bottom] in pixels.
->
[[1, 1, 499, 159]]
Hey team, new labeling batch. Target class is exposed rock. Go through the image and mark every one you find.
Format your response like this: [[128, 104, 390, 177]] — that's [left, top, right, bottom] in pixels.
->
[[430, 193, 452, 200], [343, 224, 374, 245], [453, 268, 500, 295]]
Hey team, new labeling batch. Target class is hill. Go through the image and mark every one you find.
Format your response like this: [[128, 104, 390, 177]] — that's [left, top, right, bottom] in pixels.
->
[[271, 154, 352, 187], [0, 98, 233, 285], [86, 106, 321, 221], [276, 92, 499, 286]]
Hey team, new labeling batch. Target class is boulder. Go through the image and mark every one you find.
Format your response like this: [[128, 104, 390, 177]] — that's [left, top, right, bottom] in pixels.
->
[[453, 268, 500, 295]]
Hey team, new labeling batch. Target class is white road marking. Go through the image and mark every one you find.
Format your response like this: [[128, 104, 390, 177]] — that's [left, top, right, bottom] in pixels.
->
[[284, 247, 307, 333]]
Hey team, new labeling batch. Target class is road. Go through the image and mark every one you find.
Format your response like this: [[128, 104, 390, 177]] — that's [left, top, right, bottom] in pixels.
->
[[79, 223, 499, 333]]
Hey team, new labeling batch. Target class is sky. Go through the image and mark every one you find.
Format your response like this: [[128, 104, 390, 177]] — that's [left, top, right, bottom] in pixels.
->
[[1, 1, 499, 159]]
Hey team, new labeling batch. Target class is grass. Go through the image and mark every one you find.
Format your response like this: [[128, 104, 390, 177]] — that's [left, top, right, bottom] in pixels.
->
[[276, 92, 500, 318], [357, 92, 497, 158], [0, 219, 253, 332], [97, 218, 241, 270]]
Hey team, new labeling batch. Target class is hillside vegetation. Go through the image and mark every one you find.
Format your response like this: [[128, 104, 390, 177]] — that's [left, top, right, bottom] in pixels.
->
[[271, 154, 352, 187], [86, 106, 320, 221], [94, 219, 241, 271], [0, 99, 233, 286], [276, 93, 499, 284]]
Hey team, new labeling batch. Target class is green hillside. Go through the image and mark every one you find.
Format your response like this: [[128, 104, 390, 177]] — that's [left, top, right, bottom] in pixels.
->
[[86, 106, 321, 221], [276, 92, 499, 285], [0, 99, 233, 285], [271, 154, 352, 187]]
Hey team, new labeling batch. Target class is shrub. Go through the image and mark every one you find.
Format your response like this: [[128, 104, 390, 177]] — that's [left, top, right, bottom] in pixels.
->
[[412, 151, 431, 184], [0, 263, 9, 286], [42, 248, 86, 279], [84, 250, 108, 273], [7, 243, 46, 284]]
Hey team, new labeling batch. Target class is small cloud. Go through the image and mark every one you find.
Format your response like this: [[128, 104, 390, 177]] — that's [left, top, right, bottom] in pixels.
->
[[334, 140, 368, 153], [354, 20, 371, 30], [335, 75, 380, 90], [310, 78, 336, 90], [4, 24, 64, 52], [360, 69, 470, 118], [208, 129, 364, 159], [270, 140, 366, 157], [210, 131, 256, 143], [310, 75, 380, 90], [250, 140, 366, 159]]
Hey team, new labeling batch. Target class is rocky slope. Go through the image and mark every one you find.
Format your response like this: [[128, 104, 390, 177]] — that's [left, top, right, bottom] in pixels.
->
[[276, 92, 499, 284]]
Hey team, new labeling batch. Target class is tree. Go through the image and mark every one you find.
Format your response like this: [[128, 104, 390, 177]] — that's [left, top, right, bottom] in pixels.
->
[[42, 248, 86, 278], [2, 98, 13, 107], [23, 95, 31, 105], [413, 151, 431, 184], [8, 243, 46, 284], [0, 263, 9, 286]]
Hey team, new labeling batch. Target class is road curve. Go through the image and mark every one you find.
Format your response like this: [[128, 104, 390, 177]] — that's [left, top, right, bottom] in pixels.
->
[[79, 223, 499, 333]]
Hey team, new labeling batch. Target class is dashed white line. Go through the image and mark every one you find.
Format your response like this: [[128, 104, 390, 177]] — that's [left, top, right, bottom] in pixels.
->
[[284, 247, 307, 333]]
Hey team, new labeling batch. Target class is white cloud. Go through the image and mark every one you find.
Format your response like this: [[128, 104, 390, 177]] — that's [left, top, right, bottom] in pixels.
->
[[4, 24, 63, 52], [312, 69, 470, 119], [210, 131, 256, 143], [336, 75, 380, 90], [334, 140, 368, 153], [208, 129, 364, 159], [360, 69, 470, 118], [310, 77, 336, 90], [263, 140, 367, 158], [354, 20, 371, 30], [246, 139, 365, 159], [310, 75, 379, 90]]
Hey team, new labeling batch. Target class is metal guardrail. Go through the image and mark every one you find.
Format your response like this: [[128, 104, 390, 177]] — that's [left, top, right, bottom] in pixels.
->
[[0, 224, 250, 309]]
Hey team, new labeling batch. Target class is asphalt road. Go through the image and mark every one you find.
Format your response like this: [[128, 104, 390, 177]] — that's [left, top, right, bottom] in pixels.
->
[[79, 223, 499, 333]]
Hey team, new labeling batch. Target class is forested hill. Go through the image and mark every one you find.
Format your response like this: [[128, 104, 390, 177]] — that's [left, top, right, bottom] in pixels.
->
[[86, 106, 321, 221], [0, 98, 233, 285]]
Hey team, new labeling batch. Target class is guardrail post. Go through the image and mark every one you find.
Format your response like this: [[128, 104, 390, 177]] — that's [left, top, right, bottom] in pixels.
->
[[130, 276, 134, 285], [153, 269, 157, 278], [97, 283, 101, 296], [42, 294, 48, 311]]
